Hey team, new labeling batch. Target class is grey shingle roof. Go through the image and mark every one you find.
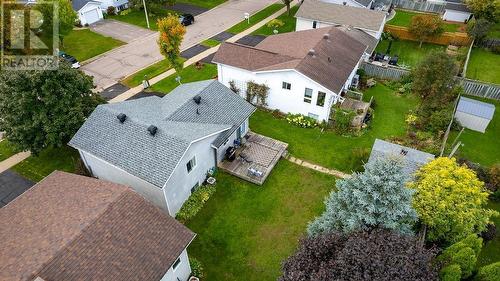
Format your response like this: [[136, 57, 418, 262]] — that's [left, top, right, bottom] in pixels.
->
[[69, 80, 255, 188], [296, 0, 386, 32], [368, 139, 435, 175], [445, 2, 471, 12], [72, 0, 99, 11], [457, 97, 495, 120]]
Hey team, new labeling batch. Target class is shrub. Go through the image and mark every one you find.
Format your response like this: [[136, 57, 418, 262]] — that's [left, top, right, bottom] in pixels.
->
[[349, 147, 370, 172], [480, 224, 497, 242], [333, 108, 355, 134], [489, 164, 500, 192], [120, 8, 131, 16], [267, 19, 284, 30], [189, 258, 204, 279], [438, 235, 483, 279], [440, 264, 462, 281], [176, 185, 216, 223], [285, 113, 318, 128], [427, 106, 454, 132], [476, 262, 500, 281], [107, 6, 116, 15]]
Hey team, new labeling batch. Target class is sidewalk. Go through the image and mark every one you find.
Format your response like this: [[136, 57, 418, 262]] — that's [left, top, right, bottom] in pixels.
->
[[0, 152, 31, 174], [110, 1, 298, 103]]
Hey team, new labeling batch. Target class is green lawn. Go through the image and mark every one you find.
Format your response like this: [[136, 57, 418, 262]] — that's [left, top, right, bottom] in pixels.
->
[[122, 58, 186, 87], [177, 0, 226, 9], [486, 22, 500, 39], [477, 200, 500, 267], [450, 97, 500, 167], [250, 84, 418, 173], [150, 63, 217, 94], [0, 140, 19, 162], [466, 48, 500, 84], [252, 5, 299, 36], [387, 9, 464, 32], [187, 160, 335, 281], [12, 146, 79, 182], [226, 3, 285, 34], [61, 29, 124, 61], [375, 39, 446, 68], [201, 38, 221, 48], [109, 9, 173, 30]]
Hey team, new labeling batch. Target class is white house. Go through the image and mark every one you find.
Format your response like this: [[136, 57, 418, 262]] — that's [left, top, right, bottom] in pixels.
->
[[0, 171, 196, 281], [69, 80, 255, 216], [212, 27, 368, 121], [72, 0, 103, 25], [99, 0, 129, 12], [320, 0, 373, 9], [442, 0, 472, 22], [455, 97, 495, 133], [295, 0, 387, 40]]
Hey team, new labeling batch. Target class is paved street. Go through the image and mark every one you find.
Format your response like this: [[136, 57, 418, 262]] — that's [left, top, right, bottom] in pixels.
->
[[82, 0, 276, 91], [89, 20, 155, 43]]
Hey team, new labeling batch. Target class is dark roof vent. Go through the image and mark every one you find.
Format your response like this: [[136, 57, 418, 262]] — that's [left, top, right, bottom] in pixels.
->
[[323, 33, 330, 40], [147, 125, 158, 136], [328, 57, 332, 63], [308, 49, 316, 57], [193, 95, 201, 104], [400, 149, 408, 156], [117, 113, 127, 123]]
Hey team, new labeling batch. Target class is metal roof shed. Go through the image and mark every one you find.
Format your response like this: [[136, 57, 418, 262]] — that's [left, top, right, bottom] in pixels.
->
[[455, 97, 495, 133]]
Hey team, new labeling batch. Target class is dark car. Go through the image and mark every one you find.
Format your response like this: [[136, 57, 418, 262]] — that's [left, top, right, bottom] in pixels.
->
[[179, 13, 194, 26], [58, 51, 80, 69]]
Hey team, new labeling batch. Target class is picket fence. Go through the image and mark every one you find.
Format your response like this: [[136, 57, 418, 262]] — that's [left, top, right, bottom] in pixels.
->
[[360, 62, 500, 100]]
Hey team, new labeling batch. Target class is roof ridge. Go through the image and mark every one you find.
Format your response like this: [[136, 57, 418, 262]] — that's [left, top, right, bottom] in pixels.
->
[[222, 41, 283, 56]]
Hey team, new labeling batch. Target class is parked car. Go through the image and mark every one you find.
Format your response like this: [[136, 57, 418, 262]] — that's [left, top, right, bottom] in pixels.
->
[[58, 51, 80, 69], [179, 13, 194, 26]]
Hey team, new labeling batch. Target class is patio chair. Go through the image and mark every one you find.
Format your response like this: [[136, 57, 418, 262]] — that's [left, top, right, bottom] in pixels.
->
[[239, 152, 252, 164], [247, 166, 264, 178]]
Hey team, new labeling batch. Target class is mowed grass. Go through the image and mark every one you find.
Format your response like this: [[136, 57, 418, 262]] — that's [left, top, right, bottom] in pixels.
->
[[387, 9, 464, 32], [109, 9, 174, 30], [150, 63, 217, 94], [451, 97, 500, 167], [187, 160, 335, 281], [375, 39, 446, 68], [12, 146, 79, 182], [226, 3, 285, 34], [177, 0, 226, 9], [466, 48, 500, 84], [0, 140, 19, 162], [122, 58, 186, 87], [477, 200, 500, 267], [252, 5, 299, 36], [61, 29, 124, 61], [201, 38, 221, 48], [250, 84, 418, 172]]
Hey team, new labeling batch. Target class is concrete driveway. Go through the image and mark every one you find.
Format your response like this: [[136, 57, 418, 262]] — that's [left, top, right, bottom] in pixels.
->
[[89, 20, 155, 43], [82, 0, 277, 91]]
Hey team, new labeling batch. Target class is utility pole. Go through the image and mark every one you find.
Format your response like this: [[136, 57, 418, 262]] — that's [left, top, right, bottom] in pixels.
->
[[142, 0, 150, 29]]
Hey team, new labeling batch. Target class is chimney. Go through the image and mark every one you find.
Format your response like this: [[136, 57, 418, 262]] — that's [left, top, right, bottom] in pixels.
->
[[193, 95, 201, 104], [147, 125, 158, 136], [117, 113, 127, 123], [308, 49, 316, 57]]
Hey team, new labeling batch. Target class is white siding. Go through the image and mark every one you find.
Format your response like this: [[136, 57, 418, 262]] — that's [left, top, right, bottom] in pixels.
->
[[442, 10, 471, 22], [163, 134, 220, 215], [215, 119, 250, 163], [78, 3, 103, 25], [160, 249, 192, 281], [79, 150, 169, 212], [455, 112, 490, 133], [295, 17, 384, 39], [218, 64, 340, 121], [99, 0, 129, 11]]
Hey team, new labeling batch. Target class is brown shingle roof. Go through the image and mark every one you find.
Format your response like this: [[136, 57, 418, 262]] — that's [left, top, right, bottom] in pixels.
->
[[296, 0, 386, 32], [0, 171, 195, 281], [213, 27, 367, 93]]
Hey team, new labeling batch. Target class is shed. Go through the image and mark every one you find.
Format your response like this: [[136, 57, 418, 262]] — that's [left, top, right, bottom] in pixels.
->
[[368, 139, 435, 175], [455, 97, 495, 133]]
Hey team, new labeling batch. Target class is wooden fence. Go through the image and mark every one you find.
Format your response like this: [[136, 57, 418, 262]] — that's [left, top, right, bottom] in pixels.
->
[[360, 62, 500, 100], [384, 25, 472, 46]]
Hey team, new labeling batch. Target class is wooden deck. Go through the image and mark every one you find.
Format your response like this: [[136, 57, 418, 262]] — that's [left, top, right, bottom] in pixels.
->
[[218, 132, 288, 185]]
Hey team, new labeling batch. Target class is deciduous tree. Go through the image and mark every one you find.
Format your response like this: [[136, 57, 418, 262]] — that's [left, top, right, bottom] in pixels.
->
[[280, 228, 438, 281], [0, 64, 103, 154], [36, 0, 77, 44], [307, 157, 417, 237], [157, 15, 186, 74], [409, 15, 444, 47], [465, 0, 499, 22], [409, 157, 498, 244], [282, 0, 292, 16], [467, 18, 492, 44]]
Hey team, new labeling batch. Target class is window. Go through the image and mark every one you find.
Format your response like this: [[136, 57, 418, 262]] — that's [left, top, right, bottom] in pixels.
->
[[304, 88, 313, 103], [186, 156, 196, 173], [172, 257, 181, 271], [308, 113, 319, 120], [312, 21, 317, 28], [317, 91, 326, 106], [282, 81, 291, 90]]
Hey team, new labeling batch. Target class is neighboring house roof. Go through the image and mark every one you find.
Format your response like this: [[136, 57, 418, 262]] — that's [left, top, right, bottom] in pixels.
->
[[353, 0, 373, 7], [445, 1, 471, 12], [213, 27, 367, 93], [457, 97, 495, 120], [0, 171, 195, 281], [335, 25, 378, 54], [69, 80, 255, 188], [296, 0, 386, 32], [72, 0, 100, 11], [368, 139, 435, 175]]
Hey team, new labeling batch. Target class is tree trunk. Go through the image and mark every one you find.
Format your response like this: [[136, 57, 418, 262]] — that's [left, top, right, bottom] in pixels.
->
[[286, 3, 290, 15], [419, 40, 423, 48]]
